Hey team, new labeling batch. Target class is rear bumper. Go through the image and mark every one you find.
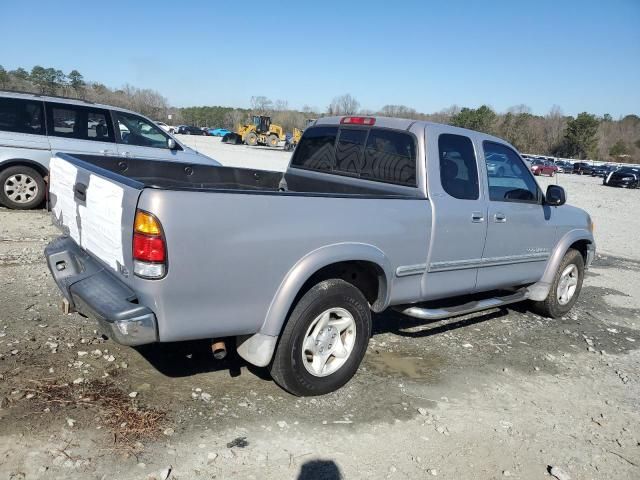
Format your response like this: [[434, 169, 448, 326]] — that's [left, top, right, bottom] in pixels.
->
[[45, 236, 158, 346]]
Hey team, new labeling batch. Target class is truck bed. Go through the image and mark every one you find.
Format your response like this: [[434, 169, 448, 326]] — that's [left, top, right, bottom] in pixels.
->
[[70, 154, 419, 198]]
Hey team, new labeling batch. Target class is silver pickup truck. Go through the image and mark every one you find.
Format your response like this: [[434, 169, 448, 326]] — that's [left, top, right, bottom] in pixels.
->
[[45, 116, 595, 396]]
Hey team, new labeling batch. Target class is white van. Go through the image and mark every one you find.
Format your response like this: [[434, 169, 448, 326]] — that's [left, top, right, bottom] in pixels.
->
[[0, 91, 220, 209]]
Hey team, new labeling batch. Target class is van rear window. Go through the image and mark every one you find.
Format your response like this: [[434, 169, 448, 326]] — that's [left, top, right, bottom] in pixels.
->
[[291, 126, 417, 187], [0, 98, 44, 135]]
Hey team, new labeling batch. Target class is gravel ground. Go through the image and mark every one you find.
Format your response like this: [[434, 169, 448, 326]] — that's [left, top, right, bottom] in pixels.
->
[[0, 148, 639, 479]]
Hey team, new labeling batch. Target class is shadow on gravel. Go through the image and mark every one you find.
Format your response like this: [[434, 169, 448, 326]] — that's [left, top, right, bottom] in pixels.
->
[[373, 306, 509, 338], [297, 460, 342, 480], [133, 340, 271, 381]]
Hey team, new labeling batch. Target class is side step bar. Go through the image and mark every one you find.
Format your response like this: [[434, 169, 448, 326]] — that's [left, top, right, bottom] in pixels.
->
[[396, 289, 529, 321]]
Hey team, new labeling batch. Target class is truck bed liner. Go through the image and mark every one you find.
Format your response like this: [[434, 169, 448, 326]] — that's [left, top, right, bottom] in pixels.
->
[[69, 154, 417, 198]]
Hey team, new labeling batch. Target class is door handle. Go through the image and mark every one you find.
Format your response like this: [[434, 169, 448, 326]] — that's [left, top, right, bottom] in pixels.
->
[[73, 182, 87, 202], [471, 212, 484, 223], [494, 213, 507, 223], [121, 151, 131, 157], [100, 149, 112, 155]]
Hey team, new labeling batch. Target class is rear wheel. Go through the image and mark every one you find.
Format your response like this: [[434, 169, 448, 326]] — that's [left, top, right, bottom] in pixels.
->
[[246, 132, 258, 146], [269, 279, 371, 396], [267, 134, 279, 147], [530, 248, 584, 318], [0, 166, 46, 210]]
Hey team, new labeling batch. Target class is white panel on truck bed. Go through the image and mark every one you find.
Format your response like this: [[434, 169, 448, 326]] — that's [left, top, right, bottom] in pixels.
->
[[49, 157, 125, 270], [49, 156, 80, 243], [79, 174, 124, 270]]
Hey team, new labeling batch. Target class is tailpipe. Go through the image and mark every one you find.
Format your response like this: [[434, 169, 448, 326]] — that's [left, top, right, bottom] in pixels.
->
[[211, 340, 227, 360]]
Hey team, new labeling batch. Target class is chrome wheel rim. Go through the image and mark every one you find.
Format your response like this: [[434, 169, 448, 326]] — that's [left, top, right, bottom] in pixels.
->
[[4, 174, 38, 204], [557, 264, 579, 305], [302, 307, 357, 377]]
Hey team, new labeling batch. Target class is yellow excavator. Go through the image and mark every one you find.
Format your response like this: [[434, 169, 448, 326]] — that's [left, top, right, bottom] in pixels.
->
[[222, 115, 285, 147]]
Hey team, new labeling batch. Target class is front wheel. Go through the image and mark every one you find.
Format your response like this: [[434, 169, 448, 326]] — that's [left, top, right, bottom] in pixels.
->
[[0, 166, 46, 210], [269, 279, 371, 396], [530, 248, 584, 318]]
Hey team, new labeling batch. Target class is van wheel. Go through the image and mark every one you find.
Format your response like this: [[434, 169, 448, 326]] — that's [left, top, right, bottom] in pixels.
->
[[0, 166, 46, 210], [530, 248, 584, 318], [269, 279, 371, 396]]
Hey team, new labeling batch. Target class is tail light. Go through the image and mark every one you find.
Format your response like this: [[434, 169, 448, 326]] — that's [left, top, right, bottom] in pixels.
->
[[133, 210, 166, 279], [340, 116, 376, 125]]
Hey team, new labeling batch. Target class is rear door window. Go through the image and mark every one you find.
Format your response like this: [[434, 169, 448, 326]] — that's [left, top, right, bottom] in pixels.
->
[[438, 134, 479, 200], [362, 129, 416, 186], [290, 126, 338, 172], [0, 97, 44, 135], [47, 103, 114, 142], [335, 128, 367, 176]]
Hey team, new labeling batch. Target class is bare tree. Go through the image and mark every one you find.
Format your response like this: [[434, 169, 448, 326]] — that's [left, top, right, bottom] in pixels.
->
[[250, 96, 273, 115], [224, 109, 247, 130], [274, 99, 289, 111], [328, 94, 360, 115], [543, 105, 566, 153]]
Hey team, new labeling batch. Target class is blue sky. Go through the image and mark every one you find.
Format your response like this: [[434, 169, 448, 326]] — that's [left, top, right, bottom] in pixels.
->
[[1, 0, 638, 117]]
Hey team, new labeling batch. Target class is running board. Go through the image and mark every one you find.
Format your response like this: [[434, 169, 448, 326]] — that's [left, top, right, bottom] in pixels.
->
[[396, 289, 529, 321]]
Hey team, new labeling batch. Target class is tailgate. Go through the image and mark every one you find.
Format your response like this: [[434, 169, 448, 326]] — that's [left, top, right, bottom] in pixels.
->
[[48, 153, 142, 287]]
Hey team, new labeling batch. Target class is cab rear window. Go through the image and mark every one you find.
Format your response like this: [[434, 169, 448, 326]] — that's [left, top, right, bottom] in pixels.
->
[[291, 126, 417, 187]]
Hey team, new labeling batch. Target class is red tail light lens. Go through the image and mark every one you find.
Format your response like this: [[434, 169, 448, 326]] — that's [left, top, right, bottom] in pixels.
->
[[340, 116, 376, 125], [133, 233, 165, 262], [133, 210, 166, 278]]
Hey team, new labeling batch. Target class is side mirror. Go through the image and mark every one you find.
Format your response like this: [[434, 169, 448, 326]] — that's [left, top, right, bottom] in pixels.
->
[[545, 185, 566, 206], [167, 138, 177, 150]]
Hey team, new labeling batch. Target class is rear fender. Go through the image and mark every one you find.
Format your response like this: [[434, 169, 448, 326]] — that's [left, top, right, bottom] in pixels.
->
[[260, 243, 392, 337]]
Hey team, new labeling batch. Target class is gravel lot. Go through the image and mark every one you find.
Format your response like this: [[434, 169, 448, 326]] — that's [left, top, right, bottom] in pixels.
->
[[0, 144, 639, 479]]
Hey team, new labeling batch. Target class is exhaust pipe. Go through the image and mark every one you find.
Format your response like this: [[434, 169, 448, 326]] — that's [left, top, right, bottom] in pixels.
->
[[211, 340, 227, 360]]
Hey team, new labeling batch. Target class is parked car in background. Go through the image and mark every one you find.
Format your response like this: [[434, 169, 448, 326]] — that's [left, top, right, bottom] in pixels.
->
[[603, 166, 640, 188], [208, 128, 232, 137], [176, 125, 207, 135], [554, 160, 572, 173], [0, 91, 220, 209], [45, 115, 595, 396], [485, 152, 513, 176], [530, 159, 558, 176], [155, 121, 175, 134], [572, 162, 594, 175], [591, 164, 617, 178]]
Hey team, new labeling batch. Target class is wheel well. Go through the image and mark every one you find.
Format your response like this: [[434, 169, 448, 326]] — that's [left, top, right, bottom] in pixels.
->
[[0, 160, 48, 180], [297, 261, 386, 311], [569, 240, 590, 263]]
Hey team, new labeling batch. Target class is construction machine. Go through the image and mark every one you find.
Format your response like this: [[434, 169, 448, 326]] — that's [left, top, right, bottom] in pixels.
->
[[284, 118, 316, 151], [221, 115, 285, 147]]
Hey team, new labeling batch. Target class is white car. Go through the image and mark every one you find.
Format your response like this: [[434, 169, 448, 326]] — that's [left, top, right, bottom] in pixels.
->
[[155, 121, 175, 134]]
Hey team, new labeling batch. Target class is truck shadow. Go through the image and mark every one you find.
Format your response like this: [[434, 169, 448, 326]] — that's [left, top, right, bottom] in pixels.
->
[[133, 308, 510, 380], [372, 307, 509, 338], [134, 340, 271, 380]]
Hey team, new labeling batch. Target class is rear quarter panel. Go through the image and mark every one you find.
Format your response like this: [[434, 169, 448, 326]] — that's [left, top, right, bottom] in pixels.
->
[[135, 189, 431, 342]]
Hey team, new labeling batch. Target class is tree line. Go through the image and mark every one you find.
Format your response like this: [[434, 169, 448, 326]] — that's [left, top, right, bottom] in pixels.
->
[[1, 65, 638, 162]]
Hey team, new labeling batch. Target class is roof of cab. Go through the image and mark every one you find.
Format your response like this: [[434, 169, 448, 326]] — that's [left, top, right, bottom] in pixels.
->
[[314, 115, 514, 149], [0, 90, 141, 116]]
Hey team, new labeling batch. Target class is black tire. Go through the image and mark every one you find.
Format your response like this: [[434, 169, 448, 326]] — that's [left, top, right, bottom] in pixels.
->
[[269, 279, 371, 396], [267, 134, 279, 147], [530, 248, 584, 318], [246, 132, 258, 147], [0, 166, 46, 210]]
